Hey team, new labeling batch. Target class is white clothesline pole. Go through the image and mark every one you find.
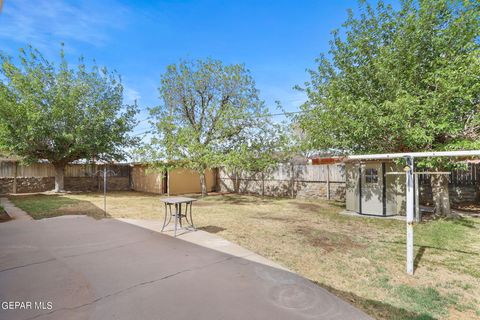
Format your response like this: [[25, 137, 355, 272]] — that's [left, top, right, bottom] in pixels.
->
[[405, 156, 414, 275], [347, 150, 480, 275]]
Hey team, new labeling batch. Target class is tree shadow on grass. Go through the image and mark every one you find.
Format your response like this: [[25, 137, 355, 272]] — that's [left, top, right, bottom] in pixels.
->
[[450, 217, 477, 228], [8, 194, 109, 220], [313, 281, 436, 320], [211, 194, 274, 205], [83, 191, 159, 199], [330, 201, 347, 208], [379, 240, 479, 256]]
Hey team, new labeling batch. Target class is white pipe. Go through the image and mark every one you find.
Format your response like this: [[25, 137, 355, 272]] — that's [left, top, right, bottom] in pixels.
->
[[386, 172, 451, 175], [348, 150, 480, 160], [405, 156, 414, 275]]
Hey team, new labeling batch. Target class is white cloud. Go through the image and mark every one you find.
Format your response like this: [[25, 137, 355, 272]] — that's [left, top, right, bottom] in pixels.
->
[[0, 0, 129, 48]]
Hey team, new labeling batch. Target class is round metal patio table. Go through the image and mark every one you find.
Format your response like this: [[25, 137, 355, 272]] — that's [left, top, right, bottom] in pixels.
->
[[160, 197, 197, 237]]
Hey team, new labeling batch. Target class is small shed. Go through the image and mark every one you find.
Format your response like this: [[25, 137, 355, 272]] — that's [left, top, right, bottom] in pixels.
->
[[345, 160, 413, 216]]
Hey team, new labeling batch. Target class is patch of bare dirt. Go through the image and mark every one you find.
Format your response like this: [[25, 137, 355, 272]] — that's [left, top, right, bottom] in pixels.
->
[[296, 226, 366, 253], [291, 202, 325, 212], [0, 210, 11, 223], [198, 225, 226, 233], [194, 202, 213, 207], [447, 307, 479, 320], [252, 215, 304, 224], [452, 202, 480, 216]]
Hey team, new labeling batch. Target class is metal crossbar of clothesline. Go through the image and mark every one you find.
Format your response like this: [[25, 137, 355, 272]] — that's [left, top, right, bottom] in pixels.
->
[[348, 150, 480, 160], [385, 172, 451, 175]]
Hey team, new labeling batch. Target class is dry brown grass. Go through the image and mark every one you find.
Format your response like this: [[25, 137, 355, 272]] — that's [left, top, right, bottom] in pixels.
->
[[9, 191, 480, 320]]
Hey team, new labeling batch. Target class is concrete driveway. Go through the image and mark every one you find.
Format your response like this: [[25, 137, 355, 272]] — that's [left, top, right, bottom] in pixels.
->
[[0, 216, 371, 320]]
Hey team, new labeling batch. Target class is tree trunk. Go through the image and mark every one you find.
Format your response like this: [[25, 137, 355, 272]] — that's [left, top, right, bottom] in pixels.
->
[[430, 173, 452, 217], [234, 170, 239, 193], [199, 171, 207, 197], [53, 163, 66, 193]]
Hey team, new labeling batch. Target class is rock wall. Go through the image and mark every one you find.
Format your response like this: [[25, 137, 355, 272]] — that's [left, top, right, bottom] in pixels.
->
[[100, 177, 131, 191], [219, 177, 346, 201], [0, 176, 130, 194], [16, 177, 55, 193], [420, 184, 479, 204], [0, 178, 14, 194], [295, 181, 346, 201]]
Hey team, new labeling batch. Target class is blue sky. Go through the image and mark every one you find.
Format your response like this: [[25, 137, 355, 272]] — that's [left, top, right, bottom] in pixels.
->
[[0, 0, 378, 137]]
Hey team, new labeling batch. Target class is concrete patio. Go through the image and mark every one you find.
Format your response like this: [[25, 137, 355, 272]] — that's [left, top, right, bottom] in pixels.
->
[[0, 216, 371, 320]]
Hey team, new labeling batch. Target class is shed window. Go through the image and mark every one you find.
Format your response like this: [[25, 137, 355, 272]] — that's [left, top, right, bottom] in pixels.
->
[[365, 168, 378, 183]]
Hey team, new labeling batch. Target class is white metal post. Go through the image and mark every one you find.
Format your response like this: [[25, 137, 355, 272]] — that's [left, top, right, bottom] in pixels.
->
[[103, 168, 107, 217], [415, 173, 420, 222], [405, 156, 414, 275]]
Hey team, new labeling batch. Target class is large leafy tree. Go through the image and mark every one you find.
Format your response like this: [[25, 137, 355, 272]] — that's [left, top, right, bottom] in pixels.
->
[[147, 59, 286, 196], [297, 0, 480, 217], [0, 46, 138, 192]]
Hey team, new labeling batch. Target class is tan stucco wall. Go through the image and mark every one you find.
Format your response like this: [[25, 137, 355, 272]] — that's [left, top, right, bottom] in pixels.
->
[[168, 168, 216, 195], [131, 165, 163, 194]]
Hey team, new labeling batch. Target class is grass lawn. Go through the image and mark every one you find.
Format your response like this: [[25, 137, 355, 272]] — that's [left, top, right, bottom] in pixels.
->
[[9, 191, 480, 320]]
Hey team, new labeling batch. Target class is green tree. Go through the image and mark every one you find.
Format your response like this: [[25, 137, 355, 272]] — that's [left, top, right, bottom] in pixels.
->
[[0, 46, 138, 192], [147, 58, 286, 196], [297, 0, 480, 217], [222, 121, 290, 193]]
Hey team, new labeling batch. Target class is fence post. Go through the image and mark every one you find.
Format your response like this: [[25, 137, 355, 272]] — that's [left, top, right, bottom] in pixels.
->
[[12, 161, 18, 194], [128, 165, 132, 190], [167, 169, 170, 196], [235, 170, 239, 193], [290, 163, 295, 198], [326, 164, 330, 200], [261, 171, 265, 197]]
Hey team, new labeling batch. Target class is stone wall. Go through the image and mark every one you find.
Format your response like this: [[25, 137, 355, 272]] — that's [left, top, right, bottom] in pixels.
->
[[64, 177, 99, 192], [0, 176, 130, 194], [16, 177, 55, 193], [218, 165, 347, 201], [100, 177, 131, 191], [295, 181, 346, 201], [0, 178, 14, 194], [420, 184, 479, 204], [219, 177, 346, 201]]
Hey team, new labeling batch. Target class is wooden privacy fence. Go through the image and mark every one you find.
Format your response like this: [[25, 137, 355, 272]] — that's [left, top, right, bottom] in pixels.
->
[[0, 161, 131, 194], [1, 159, 477, 201], [0, 162, 131, 178], [417, 163, 480, 203], [0, 160, 217, 195], [418, 163, 480, 185], [218, 164, 347, 200]]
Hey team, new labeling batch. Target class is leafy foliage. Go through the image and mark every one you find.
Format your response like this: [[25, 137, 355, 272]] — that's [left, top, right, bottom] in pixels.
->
[[297, 0, 480, 157], [0, 46, 138, 166], [144, 59, 288, 192]]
